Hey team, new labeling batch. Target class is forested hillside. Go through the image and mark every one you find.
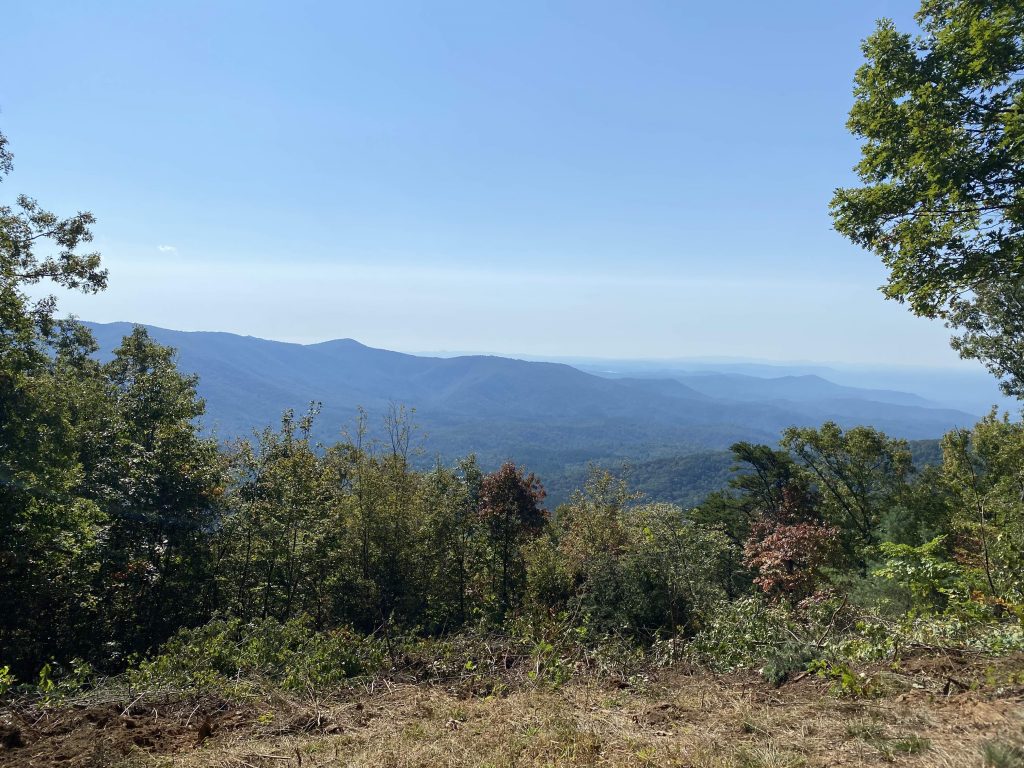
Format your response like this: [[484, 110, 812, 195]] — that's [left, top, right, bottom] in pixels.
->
[[544, 438, 945, 508]]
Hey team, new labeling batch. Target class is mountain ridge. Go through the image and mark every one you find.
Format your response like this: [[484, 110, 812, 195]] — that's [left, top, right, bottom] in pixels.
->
[[83, 321, 978, 476]]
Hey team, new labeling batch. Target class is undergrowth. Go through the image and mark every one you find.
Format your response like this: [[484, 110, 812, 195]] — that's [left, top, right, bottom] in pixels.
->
[[4, 593, 1022, 706]]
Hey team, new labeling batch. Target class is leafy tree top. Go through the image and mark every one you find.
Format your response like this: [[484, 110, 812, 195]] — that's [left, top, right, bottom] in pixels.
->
[[831, 1, 1024, 395]]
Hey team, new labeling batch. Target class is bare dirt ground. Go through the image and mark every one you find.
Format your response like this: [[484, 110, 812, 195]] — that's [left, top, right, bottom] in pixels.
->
[[2, 654, 1023, 767]]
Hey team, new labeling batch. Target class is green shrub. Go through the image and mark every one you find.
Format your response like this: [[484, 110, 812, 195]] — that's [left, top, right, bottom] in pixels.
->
[[873, 536, 976, 617], [127, 617, 387, 693], [684, 596, 797, 671], [760, 643, 817, 687], [807, 659, 874, 698]]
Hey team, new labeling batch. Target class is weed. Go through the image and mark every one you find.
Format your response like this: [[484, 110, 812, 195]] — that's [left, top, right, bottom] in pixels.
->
[[807, 659, 874, 698], [890, 734, 929, 754], [735, 746, 806, 768], [984, 740, 1024, 768]]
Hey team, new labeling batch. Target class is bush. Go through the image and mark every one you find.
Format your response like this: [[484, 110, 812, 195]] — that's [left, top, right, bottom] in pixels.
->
[[127, 617, 387, 694], [684, 597, 799, 671]]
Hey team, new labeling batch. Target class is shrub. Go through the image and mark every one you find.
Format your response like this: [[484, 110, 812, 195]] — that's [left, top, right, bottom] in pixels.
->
[[127, 617, 387, 693]]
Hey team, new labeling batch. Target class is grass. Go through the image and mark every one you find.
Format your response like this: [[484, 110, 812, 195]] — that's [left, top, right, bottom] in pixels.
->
[[176, 677, 1016, 767], [984, 740, 1024, 768], [3, 655, 1024, 767]]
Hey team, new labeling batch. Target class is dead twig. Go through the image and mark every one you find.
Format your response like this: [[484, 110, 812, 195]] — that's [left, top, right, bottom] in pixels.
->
[[246, 753, 294, 761], [185, 702, 203, 728], [815, 596, 849, 647], [121, 693, 145, 717]]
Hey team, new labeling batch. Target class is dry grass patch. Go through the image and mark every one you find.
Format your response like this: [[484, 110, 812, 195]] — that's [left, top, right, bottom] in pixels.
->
[[3, 657, 1023, 767]]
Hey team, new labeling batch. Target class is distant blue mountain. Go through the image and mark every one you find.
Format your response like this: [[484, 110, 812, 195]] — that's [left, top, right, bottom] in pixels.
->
[[674, 373, 931, 407], [84, 322, 979, 474], [570, 359, 1014, 415]]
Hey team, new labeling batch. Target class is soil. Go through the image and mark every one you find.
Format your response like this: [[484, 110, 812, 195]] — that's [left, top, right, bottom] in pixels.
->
[[0, 696, 251, 767]]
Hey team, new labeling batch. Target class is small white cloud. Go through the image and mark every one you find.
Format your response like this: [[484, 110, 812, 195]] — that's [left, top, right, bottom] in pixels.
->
[[157, 245, 177, 253]]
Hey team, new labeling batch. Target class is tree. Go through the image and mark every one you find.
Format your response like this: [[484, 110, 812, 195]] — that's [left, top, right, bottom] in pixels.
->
[[0, 130, 106, 328], [720, 442, 815, 536], [621, 503, 731, 636], [947, 282, 1024, 394], [941, 411, 1024, 602], [536, 471, 731, 637], [555, 469, 637, 630], [329, 406, 429, 630], [217, 406, 337, 626], [89, 327, 224, 655], [420, 456, 485, 628], [690, 442, 815, 598], [781, 423, 912, 570], [478, 462, 547, 617], [742, 485, 837, 601], [831, 1, 1024, 396], [0, 128, 111, 672]]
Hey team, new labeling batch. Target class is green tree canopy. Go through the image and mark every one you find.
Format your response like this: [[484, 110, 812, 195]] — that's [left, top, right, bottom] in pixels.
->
[[831, 0, 1024, 395], [0, 127, 111, 670]]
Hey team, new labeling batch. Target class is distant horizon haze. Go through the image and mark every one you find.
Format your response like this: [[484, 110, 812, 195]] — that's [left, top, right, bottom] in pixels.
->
[[67, 313, 980, 371]]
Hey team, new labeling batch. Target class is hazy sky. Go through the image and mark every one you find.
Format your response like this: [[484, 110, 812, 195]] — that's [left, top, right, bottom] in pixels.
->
[[2, 1, 971, 366]]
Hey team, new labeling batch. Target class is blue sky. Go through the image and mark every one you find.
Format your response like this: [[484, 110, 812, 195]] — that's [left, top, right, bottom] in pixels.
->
[[2, 0, 970, 365]]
